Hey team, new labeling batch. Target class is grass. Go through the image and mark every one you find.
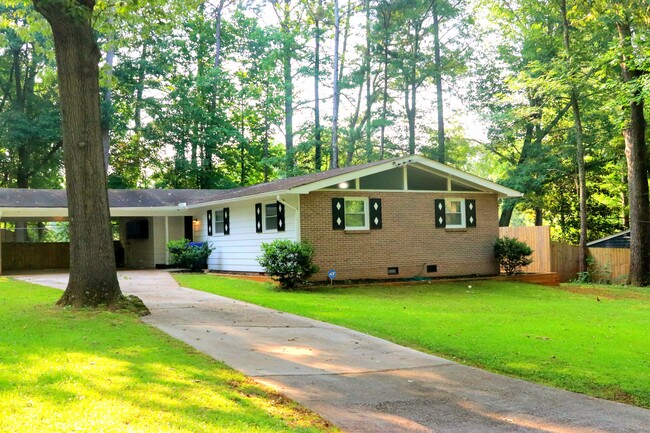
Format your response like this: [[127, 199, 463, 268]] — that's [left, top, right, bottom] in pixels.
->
[[174, 274, 650, 409], [0, 277, 338, 433]]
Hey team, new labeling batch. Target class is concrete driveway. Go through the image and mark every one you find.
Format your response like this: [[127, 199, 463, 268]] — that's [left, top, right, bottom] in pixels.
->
[[16, 270, 650, 433]]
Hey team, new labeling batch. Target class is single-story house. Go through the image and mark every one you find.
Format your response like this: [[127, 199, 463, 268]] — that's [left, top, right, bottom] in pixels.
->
[[0, 155, 521, 280], [587, 230, 630, 249]]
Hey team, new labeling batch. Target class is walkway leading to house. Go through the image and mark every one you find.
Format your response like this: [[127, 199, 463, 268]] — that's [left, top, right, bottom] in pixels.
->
[[16, 270, 650, 433]]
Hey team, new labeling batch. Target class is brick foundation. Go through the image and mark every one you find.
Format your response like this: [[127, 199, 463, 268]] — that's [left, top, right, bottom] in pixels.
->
[[300, 191, 500, 281]]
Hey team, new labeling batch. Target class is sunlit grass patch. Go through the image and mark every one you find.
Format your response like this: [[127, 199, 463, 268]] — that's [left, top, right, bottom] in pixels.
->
[[0, 278, 337, 433]]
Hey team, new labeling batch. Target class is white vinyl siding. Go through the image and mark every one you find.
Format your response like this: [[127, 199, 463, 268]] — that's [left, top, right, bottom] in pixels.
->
[[199, 196, 300, 273]]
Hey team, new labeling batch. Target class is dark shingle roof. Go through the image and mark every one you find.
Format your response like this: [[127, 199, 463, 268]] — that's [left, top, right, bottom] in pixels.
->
[[0, 188, 221, 208], [0, 158, 396, 209]]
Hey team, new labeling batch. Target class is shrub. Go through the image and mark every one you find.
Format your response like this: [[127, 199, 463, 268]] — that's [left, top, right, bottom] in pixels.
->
[[494, 236, 533, 275], [167, 239, 213, 272], [257, 240, 319, 289]]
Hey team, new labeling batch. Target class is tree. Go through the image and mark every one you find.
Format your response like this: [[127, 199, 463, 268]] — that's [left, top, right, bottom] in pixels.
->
[[33, 0, 123, 307], [615, 12, 649, 286], [330, 0, 340, 168]]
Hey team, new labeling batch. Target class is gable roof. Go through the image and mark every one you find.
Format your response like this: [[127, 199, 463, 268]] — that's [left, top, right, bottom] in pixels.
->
[[0, 155, 521, 212], [587, 230, 631, 248]]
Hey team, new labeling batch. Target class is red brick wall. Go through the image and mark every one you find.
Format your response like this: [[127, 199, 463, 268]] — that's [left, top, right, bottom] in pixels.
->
[[300, 191, 500, 281]]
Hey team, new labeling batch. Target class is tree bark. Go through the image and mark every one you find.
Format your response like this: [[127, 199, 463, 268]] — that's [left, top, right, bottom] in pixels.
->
[[618, 20, 649, 286], [330, 0, 340, 169], [282, 0, 294, 172], [364, 0, 372, 162], [313, 0, 323, 171], [432, 1, 445, 163], [33, 0, 123, 307], [560, 0, 588, 273]]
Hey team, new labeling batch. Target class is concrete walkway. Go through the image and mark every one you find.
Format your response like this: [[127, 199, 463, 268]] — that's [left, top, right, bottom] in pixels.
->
[[16, 270, 650, 433]]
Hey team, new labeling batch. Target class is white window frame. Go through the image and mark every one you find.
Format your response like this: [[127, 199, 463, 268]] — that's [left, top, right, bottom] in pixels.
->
[[264, 203, 278, 232], [214, 209, 225, 236], [344, 197, 369, 230], [445, 198, 466, 229]]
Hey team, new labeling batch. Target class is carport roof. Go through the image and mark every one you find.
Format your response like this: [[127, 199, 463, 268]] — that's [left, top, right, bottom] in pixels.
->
[[0, 189, 222, 208]]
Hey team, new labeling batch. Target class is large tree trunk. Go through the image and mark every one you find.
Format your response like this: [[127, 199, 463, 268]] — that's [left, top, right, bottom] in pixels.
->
[[330, 0, 340, 169], [34, 0, 123, 307], [313, 0, 322, 171], [364, 0, 372, 162], [432, 1, 445, 163], [560, 0, 588, 273], [618, 20, 650, 286]]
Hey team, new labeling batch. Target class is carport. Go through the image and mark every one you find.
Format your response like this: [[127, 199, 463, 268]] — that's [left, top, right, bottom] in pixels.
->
[[0, 189, 216, 274]]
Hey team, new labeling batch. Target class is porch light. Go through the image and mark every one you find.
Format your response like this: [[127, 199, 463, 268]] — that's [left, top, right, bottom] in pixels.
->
[[338, 182, 349, 189], [193, 218, 199, 224]]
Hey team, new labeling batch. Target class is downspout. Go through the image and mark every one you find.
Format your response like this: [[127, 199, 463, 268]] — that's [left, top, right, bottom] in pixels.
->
[[165, 216, 169, 265], [276, 195, 301, 241]]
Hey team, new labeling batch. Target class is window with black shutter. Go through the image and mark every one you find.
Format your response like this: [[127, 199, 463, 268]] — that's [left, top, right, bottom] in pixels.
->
[[207, 210, 213, 236]]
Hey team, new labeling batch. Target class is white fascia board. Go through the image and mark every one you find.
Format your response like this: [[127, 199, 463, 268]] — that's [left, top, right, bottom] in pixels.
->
[[109, 207, 195, 217], [0, 208, 69, 218], [0, 206, 195, 219], [186, 190, 293, 209]]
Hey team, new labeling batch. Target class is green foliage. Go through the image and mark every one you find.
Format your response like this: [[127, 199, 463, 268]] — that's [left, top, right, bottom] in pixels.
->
[[167, 239, 213, 272], [494, 236, 534, 275], [257, 239, 319, 289], [176, 274, 650, 409]]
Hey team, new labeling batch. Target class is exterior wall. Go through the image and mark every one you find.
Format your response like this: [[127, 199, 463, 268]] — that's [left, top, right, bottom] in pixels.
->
[[300, 191, 500, 281], [197, 195, 300, 273], [120, 217, 155, 268]]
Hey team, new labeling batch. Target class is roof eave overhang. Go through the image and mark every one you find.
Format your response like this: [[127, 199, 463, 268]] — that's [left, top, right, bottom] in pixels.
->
[[187, 190, 294, 209], [0, 206, 196, 219]]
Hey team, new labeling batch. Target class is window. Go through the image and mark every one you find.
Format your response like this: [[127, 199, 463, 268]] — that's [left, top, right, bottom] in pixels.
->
[[345, 198, 368, 230], [214, 209, 225, 235], [265, 203, 278, 231], [445, 199, 465, 228]]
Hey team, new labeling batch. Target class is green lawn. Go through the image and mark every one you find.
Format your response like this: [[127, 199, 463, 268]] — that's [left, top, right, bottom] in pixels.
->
[[174, 274, 650, 409], [0, 277, 337, 433]]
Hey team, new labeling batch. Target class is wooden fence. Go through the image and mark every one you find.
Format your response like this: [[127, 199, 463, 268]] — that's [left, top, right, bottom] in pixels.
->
[[499, 226, 631, 283], [1, 242, 70, 272], [499, 226, 552, 273], [588, 247, 630, 284]]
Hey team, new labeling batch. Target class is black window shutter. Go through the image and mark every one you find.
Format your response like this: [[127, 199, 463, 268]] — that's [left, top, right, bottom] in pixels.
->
[[332, 198, 345, 230], [255, 203, 263, 233], [434, 199, 446, 228], [466, 199, 476, 227], [224, 207, 230, 235], [277, 201, 286, 232], [369, 198, 382, 229], [207, 210, 213, 236]]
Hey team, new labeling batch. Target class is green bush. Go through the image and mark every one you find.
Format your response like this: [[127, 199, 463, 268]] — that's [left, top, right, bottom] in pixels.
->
[[494, 236, 533, 275], [257, 240, 319, 289], [167, 239, 213, 272]]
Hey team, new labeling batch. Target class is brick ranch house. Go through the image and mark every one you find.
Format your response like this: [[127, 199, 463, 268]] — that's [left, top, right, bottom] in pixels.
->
[[0, 155, 521, 280]]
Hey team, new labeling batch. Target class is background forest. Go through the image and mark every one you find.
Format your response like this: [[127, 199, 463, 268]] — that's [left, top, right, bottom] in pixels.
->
[[1, 0, 648, 245]]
